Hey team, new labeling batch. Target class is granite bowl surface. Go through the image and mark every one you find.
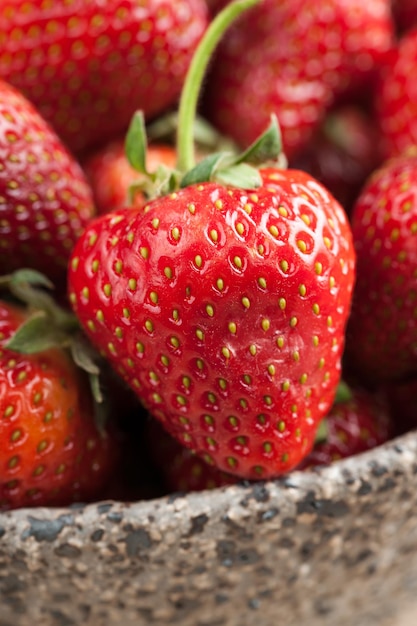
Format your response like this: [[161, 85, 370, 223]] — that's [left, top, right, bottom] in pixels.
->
[[1, 429, 417, 626]]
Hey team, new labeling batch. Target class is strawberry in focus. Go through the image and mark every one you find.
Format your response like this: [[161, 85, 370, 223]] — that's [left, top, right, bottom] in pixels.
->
[[68, 0, 356, 481], [0, 80, 95, 289], [0, 299, 118, 511], [147, 383, 393, 492], [0, 0, 209, 155], [68, 165, 355, 480]]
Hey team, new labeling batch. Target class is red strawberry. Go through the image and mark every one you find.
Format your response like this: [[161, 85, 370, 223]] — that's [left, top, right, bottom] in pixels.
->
[[203, 0, 393, 160], [67, 0, 356, 481], [82, 139, 177, 215], [0, 79, 95, 288], [375, 27, 417, 159], [290, 104, 384, 216], [297, 386, 392, 469], [68, 162, 355, 480], [0, 0, 208, 154], [0, 298, 118, 511], [345, 150, 417, 384]]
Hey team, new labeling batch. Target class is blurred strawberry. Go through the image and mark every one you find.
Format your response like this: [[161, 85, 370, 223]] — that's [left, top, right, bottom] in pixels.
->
[[298, 385, 392, 469], [82, 139, 177, 214], [0, 0, 209, 154], [290, 104, 384, 215], [375, 26, 417, 159], [0, 79, 95, 289], [203, 0, 394, 159], [345, 150, 417, 383]]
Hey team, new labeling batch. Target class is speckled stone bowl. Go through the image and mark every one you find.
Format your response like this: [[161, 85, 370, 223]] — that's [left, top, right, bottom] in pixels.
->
[[1, 429, 417, 626]]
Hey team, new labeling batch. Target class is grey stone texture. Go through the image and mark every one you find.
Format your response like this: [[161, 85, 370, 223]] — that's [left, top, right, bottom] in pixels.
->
[[1, 430, 417, 626]]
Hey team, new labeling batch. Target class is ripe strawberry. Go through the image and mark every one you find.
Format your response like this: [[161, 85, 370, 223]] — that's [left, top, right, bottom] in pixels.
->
[[0, 79, 95, 288], [68, 164, 355, 480], [0, 0, 209, 154], [297, 386, 392, 469], [82, 139, 177, 215], [290, 104, 383, 216], [67, 0, 356, 481], [375, 27, 417, 159], [147, 384, 392, 490], [0, 298, 118, 511], [345, 150, 417, 384], [203, 0, 393, 159]]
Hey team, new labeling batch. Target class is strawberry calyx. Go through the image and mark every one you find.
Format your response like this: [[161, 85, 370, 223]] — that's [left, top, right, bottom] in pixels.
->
[[0, 269, 78, 351], [124, 0, 287, 201], [0, 269, 108, 431]]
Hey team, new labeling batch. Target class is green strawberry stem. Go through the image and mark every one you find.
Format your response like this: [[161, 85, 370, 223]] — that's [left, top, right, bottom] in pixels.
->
[[124, 0, 283, 194], [176, 0, 261, 172]]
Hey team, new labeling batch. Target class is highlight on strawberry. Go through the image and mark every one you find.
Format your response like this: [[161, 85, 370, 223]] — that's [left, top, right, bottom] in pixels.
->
[[68, 0, 356, 481]]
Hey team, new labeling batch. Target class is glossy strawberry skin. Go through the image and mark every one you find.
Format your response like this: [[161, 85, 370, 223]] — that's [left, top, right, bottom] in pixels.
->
[[82, 139, 177, 215], [375, 28, 417, 159], [345, 152, 417, 384], [0, 79, 95, 287], [203, 0, 393, 160], [0, 0, 208, 154], [0, 300, 117, 511], [298, 388, 392, 469], [68, 168, 355, 480]]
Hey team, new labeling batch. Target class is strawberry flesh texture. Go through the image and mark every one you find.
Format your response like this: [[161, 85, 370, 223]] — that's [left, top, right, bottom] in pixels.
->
[[0, 301, 117, 511], [0, 0, 209, 155], [203, 0, 394, 160], [68, 168, 355, 480], [346, 153, 417, 383], [0, 79, 95, 287]]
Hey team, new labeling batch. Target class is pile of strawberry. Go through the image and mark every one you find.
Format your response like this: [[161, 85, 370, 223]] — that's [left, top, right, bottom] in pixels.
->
[[2, 0, 417, 511]]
